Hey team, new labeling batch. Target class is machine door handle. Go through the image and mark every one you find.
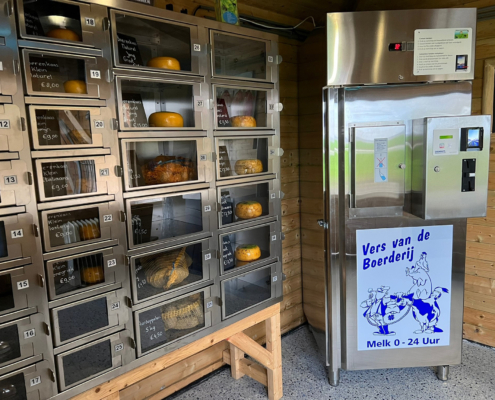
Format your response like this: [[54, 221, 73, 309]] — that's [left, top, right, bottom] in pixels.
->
[[398, 163, 406, 170]]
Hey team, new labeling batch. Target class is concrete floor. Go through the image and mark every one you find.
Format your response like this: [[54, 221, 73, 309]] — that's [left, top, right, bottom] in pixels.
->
[[168, 324, 495, 400]]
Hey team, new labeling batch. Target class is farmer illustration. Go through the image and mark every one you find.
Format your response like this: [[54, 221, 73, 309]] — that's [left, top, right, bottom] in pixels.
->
[[405, 252, 432, 300], [360, 286, 404, 336]]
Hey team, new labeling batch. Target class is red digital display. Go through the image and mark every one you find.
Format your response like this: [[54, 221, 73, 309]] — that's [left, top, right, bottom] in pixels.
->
[[388, 43, 403, 51]]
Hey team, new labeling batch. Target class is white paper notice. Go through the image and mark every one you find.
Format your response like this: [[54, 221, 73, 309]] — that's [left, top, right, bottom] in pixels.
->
[[414, 28, 472, 76], [374, 138, 388, 183]]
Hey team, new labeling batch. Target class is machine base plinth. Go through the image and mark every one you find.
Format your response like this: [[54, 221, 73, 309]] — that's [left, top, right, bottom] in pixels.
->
[[436, 365, 450, 381], [327, 368, 340, 386]]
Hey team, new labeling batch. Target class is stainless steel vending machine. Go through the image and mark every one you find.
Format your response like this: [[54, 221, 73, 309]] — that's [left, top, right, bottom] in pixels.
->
[[312, 8, 491, 385]]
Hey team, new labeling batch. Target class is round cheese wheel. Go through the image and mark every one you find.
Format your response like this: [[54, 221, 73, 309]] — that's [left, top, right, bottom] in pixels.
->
[[235, 201, 262, 219], [64, 80, 87, 94], [234, 159, 263, 175], [46, 28, 80, 42], [149, 112, 184, 127], [235, 244, 261, 262], [81, 266, 104, 284], [147, 57, 181, 71], [231, 116, 257, 128]]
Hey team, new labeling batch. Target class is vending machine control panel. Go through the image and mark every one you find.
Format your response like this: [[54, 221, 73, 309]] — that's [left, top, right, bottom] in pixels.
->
[[412, 115, 491, 219]]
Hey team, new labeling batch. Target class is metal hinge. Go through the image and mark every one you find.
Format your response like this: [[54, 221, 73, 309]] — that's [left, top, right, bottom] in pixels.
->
[[281, 232, 285, 241], [211, 152, 217, 162], [269, 147, 284, 157], [125, 296, 132, 308], [111, 118, 119, 130], [20, 117, 26, 131], [49, 369, 56, 382], [26, 171, 33, 185], [107, 69, 114, 82], [282, 273, 287, 281], [12, 59, 19, 75], [269, 103, 284, 112], [32, 224, 39, 237], [4, 1, 13, 16], [125, 256, 130, 266], [317, 219, 328, 229], [129, 337, 136, 349], [119, 211, 126, 222], [102, 17, 110, 31], [38, 274, 45, 288], [43, 322, 51, 336], [115, 165, 123, 177]]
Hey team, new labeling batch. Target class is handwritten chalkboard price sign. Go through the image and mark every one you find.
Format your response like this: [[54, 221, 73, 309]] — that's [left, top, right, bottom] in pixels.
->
[[138, 307, 167, 353], [220, 190, 233, 225], [122, 93, 148, 128], [117, 33, 144, 66], [216, 99, 232, 128], [222, 235, 235, 271], [218, 145, 232, 178]]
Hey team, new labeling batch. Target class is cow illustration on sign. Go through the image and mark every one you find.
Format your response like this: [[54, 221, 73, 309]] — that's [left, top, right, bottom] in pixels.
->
[[360, 252, 449, 336]]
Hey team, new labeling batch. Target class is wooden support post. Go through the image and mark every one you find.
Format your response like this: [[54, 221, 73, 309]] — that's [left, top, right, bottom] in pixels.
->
[[266, 312, 283, 400], [229, 343, 245, 379]]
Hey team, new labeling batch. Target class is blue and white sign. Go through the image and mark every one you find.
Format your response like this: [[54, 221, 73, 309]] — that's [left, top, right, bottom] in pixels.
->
[[356, 225, 453, 351]]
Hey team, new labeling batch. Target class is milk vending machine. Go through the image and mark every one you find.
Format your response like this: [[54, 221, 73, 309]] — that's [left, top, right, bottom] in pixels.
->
[[314, 9, 491, 385]]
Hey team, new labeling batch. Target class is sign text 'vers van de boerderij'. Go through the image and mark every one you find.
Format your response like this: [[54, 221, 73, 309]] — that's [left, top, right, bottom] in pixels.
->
[[356, 226, 453, 351]]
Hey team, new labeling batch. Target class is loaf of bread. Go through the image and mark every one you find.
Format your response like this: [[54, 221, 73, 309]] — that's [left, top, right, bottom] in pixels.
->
[[234, 159, 263, 175], [142, 155, 196, 185], [161, 294, 204, 330], [235, 244, 261, 262], [141, 247, 192, 290], [235, 201, 263, 219]]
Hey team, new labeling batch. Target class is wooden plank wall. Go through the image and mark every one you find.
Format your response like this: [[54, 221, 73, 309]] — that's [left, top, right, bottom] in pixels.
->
[[116, 19, 305, 398], [298, 31, 327, 331], [463, 18, 495, 348]]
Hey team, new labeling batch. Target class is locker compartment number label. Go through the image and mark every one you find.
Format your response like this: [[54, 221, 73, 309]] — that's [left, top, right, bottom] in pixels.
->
[[103, 214, 112, 222], [193, 44, 201, 51], [24, 328, 36, 339], [11, 229, 23, 238], [271, 235, 277, 241], [17, 279, 29, 290], [4, 175, 17, 185], [0, 120, 10, 129], [30, 376, 41, 387], [204, 205, 211, 212], [85, 17, 96, 26], [90, 70, 101, 79], [111, 301, 120, 310], [114, 343, 124, 352], [95, 120, 104, 128], [273, 276, 278, 282], [107, 258, 117, 268], [204, 253, 211, 261], [100, 168, 110, 176]]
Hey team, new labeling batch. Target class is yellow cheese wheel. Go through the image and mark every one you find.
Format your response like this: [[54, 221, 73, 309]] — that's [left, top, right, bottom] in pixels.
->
[[147, 57, 181, 71], [46, 28, 80, 42], [235, 201, 262, 219], [149, 112, 184, 128], [234, 159, 263, 175], [81, 266, 104, 284], [64, 80, 87, 94], [231, 116, 257, 127], [235, 244, 261, 262]]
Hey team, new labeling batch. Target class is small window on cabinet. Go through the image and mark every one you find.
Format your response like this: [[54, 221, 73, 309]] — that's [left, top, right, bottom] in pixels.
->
[[35, 109, 92, 146], [216, 87, 267, 129]]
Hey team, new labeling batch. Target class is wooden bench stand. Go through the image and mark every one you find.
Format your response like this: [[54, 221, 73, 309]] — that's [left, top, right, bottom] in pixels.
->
[[75, 303, 282, 400]]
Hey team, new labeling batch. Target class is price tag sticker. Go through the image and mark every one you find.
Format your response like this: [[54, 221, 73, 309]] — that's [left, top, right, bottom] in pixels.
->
[[17, 279, 29, 290], [11, 229, 23, 239], [94, 120, 104, 128], [99, 168, 110, 177], [103, 214, 112, 223], [111, 301, 120, 311], [85, 17, 96, 26], [90, 70, 101, 79], [0, 120, 10, 129], [4, 175, 17, 185], [30, 376, 41, 387], [114, 343, 124, 352], [107, 258, 117, 268], [24, 328, 36, 339]]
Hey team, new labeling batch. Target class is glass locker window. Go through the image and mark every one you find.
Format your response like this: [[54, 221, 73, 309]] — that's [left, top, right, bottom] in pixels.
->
[[125, 140, 197, 188], [0, 373, 27, 400], [62, 339, 112, 387], [217, 138, 268, 178], [50, 252, 105, 296], [0, 221, 8, 258], [224, 267, 271, 317], [134, 243, 204, 302], [130, 194, 203, 247], [0, 325, 21, 365], [28, 53, 87, 94], [114, 13, 192, 72], [35, 109, 92, 146], [0, 274, 14, 313], [57, 297, 109, 342], [220, 182, 270, 226], [213, 33, 267, 80], [120, 79, 195, 129], [222, 224, 271, 272], [216, 87, 267, 128], [47, 207, 101, 248], [23, 0, 83, 42], [138, 292, 204, 354], [41, 160, 97, 198]]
